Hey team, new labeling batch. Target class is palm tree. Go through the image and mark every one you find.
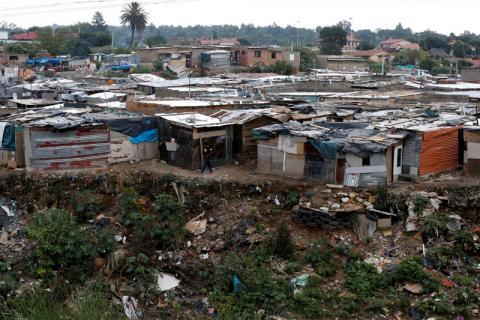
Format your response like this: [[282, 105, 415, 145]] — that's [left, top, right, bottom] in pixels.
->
[[120, 2, 149, 49]]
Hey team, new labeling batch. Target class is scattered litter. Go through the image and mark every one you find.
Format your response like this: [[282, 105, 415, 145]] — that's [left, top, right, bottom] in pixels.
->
[[156, 272, 180, 292], [326, 184, 344, 189], [185, 213, 207, 235], [122, 296, 142, 320], [403, 282, 423, 294], [233, 274, 240, 294], [290, 274, 309, 295]]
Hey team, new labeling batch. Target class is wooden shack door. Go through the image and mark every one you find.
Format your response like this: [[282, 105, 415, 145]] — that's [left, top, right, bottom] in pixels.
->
[[336, 159, 346, 184]]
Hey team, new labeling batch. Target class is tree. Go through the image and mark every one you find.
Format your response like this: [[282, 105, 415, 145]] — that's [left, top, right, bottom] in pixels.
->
[[318, 25, 347, 55], [65, 39, 91, 57], [357, 41, 375, 51], [92, 12, 108, 32], [298, 47, 317, 71], [37, 27, 67, 56], [145, 34, 166, 47], [394, 49, 420, 66], [120, 1, 149, 49]]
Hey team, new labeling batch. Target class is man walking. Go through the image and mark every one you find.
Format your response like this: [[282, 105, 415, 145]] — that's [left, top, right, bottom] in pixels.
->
[[202, 146, 213, 174]]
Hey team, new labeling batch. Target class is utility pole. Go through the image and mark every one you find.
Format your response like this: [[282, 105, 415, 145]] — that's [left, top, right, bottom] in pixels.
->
[[296, 20, 300, 48], [111, 31, 115, 48]]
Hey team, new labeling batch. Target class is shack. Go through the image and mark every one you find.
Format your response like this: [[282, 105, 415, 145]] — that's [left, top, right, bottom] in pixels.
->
[[462, 126, 480, 176], [23, 118, 110, 173], [157, 113, 233, 170], [252, 121, 403, 186], [3, 107, 159, 172], [211, 109, 286, 162]]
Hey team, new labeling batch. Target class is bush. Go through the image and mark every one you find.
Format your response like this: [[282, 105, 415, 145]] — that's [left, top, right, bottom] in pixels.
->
[[0, 286, 123, 320], [271, 222, 295, 260], [152, 193, 185, 248], [345, 261, 385, 299], [212, 253, 293, 318], [73, 189, 103, 222], [27, 209, 96, 275], [304, 239, 338, 277], [387, 257, 438, 293]]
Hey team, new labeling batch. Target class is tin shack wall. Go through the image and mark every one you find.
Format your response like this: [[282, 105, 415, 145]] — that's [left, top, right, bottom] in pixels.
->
[[24, 125, 110, 173], [419, 127, 460, 176]]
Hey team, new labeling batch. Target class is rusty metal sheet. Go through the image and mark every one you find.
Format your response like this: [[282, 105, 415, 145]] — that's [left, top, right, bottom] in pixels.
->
[[27, 125, 109, 172], [419, 127, 460, 176]]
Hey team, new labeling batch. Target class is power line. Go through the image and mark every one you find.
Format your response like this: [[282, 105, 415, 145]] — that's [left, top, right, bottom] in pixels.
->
[[1, 0, 197, 17]]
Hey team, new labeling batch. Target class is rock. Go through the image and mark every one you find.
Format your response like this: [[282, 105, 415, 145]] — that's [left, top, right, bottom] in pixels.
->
[[341, 197, 349, 204], [319, 207, 329, 212], [403, 282, 423, 294], [356, 197, 365, 203], [321, 189, 332, 194], [114, 235, 123, 243], [245, 226, 256, 235], [213, 240, 226, 251], [349, 192, 358, 199], [331, 203, 340, 210]]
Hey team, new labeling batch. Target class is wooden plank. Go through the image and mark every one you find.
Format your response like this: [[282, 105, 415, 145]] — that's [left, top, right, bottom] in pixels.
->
[[193, 129, 226, 139]]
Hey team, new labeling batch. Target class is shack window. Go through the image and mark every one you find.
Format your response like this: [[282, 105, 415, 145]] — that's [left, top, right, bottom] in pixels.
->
[[254, 50, 261, 58], [396, 148, 402, 167], [362, 156, 370, 166], [271, 52, 277, 59]]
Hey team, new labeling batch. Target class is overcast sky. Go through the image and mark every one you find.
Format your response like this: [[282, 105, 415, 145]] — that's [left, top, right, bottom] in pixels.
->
[[1, 0, 478, 35]]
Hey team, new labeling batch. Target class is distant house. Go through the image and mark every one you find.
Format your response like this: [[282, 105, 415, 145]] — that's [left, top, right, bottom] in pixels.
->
[[12, 32, 39, 41], [200, 50, 231, 75], [0, 66, 19, 84], [462, 67, 480, 83], [0, 53, 29, 65], [428, 48, 450, 59], [380, 39, 420, 52], [197, 37, 239, 46], [350, 49, 393, 64], [316, 55, 365, 72], [343, 35, 360, 52], [231, 46, 300, 70]]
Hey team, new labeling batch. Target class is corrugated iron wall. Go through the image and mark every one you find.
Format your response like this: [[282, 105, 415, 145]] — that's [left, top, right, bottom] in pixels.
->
[[419, 127, 460, 176], [402, 133, 421, 176], [25, 125, 110, 172]]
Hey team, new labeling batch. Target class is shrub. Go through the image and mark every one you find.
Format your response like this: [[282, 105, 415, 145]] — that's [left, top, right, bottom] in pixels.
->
[[284, 190, 300, 209], [212, 253, 293, 318], [285, 261, 303, 274], [387, 256, 438, 293], [271, 222, 295, 260], [304, 239, 338, 277], [73, 189, 103, 222], [344, 261, 385, 299], [152, 193, 185, 248], [27, 209, 96, 275], [118, 187, 143, 227], [70, 287, 124, 320]]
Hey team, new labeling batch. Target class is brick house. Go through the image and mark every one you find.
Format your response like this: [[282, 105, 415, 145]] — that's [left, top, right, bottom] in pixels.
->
[[231, 46, 300, 70]]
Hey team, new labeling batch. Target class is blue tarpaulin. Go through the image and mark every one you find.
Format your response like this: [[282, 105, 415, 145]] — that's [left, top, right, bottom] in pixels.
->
[[310, 140, 340, 159], [2, 124, 15, 151], [129, 129, 158, 144]]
